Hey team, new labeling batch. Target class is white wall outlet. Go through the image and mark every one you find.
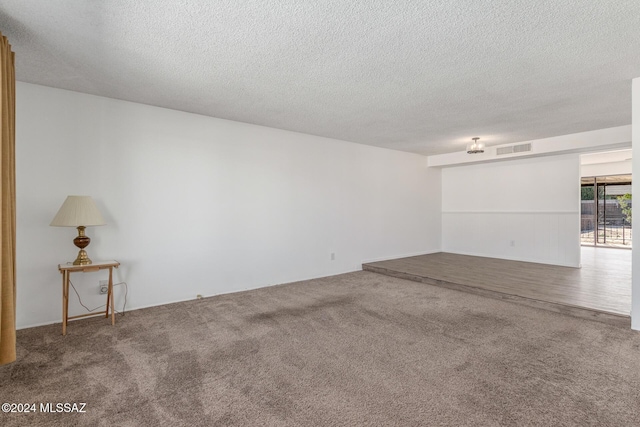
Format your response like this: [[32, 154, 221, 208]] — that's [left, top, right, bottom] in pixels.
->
[[99, 280, 109, 294], [510, 240, 516, 247], [330, 252, 335, 261]]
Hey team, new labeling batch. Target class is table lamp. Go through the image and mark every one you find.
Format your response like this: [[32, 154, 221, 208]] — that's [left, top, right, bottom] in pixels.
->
[[50, 195, 106, 265]]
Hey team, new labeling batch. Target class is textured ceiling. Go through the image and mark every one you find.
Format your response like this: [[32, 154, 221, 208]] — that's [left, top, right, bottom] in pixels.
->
[[1, 1, 640, 155]]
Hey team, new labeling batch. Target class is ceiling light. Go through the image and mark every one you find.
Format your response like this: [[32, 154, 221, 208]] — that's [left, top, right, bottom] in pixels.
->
[[466, 137, 484, 154]]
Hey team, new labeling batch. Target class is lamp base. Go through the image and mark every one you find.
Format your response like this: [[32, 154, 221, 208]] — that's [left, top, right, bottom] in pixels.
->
[[73, 249, 92, 265], [72, 226, 93, 265]]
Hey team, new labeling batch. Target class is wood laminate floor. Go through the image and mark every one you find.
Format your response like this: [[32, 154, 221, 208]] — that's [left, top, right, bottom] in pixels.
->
[[363, 247, 631, 318]]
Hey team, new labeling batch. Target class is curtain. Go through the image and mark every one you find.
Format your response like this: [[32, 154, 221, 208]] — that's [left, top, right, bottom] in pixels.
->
[[0, 31, 16, 365]]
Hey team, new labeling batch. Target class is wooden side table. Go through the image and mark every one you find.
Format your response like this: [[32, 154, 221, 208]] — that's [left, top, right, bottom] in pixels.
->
[[58, 260, 120, 335]]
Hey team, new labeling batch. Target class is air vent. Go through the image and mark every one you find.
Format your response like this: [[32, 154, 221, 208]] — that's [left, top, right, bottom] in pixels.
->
[[496, 143, 532, 156], [513, 143, 531, 153]]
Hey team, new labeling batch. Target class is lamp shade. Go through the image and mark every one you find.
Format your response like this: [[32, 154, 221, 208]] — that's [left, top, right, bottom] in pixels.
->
[[50, 196, 106, 227]]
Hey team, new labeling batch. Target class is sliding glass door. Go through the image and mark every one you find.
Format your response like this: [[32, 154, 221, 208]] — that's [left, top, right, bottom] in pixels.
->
[[581, 174, 632, 248]]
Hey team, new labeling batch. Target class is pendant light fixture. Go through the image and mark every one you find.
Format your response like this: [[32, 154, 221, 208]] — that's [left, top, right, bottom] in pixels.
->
[[466, 137, 484, 154]]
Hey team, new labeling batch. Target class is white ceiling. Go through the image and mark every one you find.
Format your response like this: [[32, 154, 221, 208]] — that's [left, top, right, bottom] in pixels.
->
[[1, 1, 639, 155]]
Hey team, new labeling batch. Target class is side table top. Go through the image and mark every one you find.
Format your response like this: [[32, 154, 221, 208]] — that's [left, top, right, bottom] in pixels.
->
[[58, 260, 120, 272]]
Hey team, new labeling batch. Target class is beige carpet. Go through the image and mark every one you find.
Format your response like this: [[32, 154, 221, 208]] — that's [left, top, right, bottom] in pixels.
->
[[1, 271, 640, 426]]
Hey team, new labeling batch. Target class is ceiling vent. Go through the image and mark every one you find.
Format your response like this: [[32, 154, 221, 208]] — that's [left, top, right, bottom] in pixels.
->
[[496, 143, 532, 156]]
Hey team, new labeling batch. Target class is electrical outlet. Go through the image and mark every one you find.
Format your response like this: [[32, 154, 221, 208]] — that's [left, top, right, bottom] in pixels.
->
[[330, 252, 335, 261], [99, 280, 109, 294]]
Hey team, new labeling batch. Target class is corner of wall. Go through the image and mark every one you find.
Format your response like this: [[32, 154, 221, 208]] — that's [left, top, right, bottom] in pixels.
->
[[632, 77, 640, 331]]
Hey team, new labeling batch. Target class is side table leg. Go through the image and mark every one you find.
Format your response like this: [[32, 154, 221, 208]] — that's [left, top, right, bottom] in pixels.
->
[[105, 270, 111, 319], [62, 271, 69, 336], [109, 267, 115, 326]]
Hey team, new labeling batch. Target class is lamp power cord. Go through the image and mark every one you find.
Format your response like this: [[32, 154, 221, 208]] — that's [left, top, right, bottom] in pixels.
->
[[69, 279, 129, 316]]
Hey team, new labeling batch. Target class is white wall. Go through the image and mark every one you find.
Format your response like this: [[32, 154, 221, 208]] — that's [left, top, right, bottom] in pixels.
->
[[632, 77, 640, 330], [16, 82, 441, 329], [441, 154, 580, 267], [581, 161, 632, 177]]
